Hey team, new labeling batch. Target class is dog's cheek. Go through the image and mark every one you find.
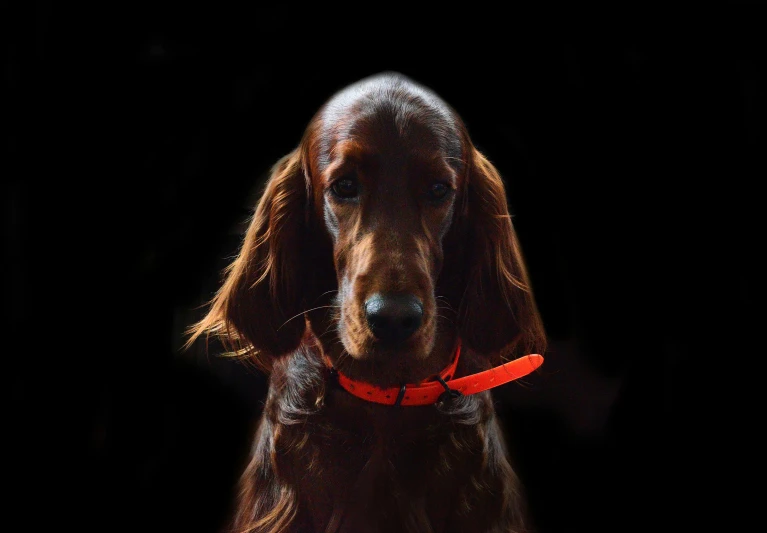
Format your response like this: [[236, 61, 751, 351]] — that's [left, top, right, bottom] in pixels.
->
[[436, 198, 457, 241], [423, 297, 439, 353], [337, 275, 367, 356], [416, 234, 444, 296], [323, 200, 340, 243], [337, 277, 352, 347]]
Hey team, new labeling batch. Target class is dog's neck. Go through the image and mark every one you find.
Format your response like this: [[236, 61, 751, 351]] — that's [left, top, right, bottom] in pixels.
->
[[265, 336, 494, 442]]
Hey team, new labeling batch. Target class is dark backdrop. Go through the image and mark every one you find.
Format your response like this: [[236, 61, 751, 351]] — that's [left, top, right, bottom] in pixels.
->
[[7, 4, 761, 533]]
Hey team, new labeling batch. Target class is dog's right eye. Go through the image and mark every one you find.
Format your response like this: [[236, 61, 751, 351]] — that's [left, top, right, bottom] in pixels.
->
[[330, 177, 359, 199]]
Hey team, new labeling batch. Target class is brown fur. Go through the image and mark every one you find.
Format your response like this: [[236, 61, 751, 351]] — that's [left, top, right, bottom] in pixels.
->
[[187, 72, 547, 533]]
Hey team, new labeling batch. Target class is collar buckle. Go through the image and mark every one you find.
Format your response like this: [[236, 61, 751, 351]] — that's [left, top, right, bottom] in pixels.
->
[[393, 384, 408, 407], [435, 375, 462, 405]]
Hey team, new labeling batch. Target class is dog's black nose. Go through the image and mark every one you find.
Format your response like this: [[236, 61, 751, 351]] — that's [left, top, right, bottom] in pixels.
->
[[365, 293, 424, 344]]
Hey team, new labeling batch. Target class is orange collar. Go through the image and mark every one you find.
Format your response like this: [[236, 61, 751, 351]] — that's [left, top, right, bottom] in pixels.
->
[[324, 339, 544, 406]]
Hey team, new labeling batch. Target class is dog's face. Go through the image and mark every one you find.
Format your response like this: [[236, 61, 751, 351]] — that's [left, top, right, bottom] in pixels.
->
[[189, 72, 546, 388], [306, 79, 466, 380]]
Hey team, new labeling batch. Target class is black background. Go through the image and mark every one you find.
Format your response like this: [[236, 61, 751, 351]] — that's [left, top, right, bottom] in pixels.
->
[[7, 4, 762, 533]]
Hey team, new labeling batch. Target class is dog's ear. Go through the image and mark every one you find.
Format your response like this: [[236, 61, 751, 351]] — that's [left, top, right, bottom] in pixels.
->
[[186, 150, 309, 371], [457, 147, 547, 362]]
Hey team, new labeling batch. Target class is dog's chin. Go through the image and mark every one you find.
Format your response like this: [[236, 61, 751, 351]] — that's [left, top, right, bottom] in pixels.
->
[[366, 338, 432, 362], [334, 324, 441, 386], [339, 325, 434, 361]]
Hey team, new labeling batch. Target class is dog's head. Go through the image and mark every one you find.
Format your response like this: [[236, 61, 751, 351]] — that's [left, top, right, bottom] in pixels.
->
[[189, 73, 546, 387]]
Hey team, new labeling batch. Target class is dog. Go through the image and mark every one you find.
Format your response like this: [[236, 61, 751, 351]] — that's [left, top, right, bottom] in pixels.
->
[[188, 72, 547, 533]]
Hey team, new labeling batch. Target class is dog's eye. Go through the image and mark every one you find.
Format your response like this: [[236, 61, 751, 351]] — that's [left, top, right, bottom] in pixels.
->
[[428, 182, 450, 201], [331, 177, 359, 199]]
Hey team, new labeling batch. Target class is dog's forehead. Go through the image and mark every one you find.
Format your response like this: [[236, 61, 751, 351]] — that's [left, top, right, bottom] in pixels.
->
[[315, 74, 464, 173]]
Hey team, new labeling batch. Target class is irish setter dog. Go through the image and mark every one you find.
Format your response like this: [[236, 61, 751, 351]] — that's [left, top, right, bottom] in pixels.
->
[[188, 72, 547, 533]]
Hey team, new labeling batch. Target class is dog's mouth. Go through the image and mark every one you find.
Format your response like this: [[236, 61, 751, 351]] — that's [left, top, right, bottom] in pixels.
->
[[328, 294, 450, 386]]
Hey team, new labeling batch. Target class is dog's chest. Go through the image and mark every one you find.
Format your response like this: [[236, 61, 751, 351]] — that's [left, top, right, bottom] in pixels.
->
[[281, 414, 486, 533]]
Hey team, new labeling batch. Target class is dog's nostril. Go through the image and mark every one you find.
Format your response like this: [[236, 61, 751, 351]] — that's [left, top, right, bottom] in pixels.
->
[[364, 293, 424, 344]]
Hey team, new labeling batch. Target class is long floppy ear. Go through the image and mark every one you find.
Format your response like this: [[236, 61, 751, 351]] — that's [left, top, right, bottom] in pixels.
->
[[458, 148, 547, 362], [186, 150, 309, 371]]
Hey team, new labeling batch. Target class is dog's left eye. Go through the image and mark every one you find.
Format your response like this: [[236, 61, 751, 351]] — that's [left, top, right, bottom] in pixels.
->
[[428, 182, 450, 201], [331, 177, 359, 199]]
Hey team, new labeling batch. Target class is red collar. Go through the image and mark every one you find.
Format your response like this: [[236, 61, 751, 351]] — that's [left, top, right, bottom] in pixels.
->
[[324, 339, 544, 406]]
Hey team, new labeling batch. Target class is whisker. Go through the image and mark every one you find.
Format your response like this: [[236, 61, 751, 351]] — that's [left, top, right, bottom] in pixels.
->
[[277, 305, 340, 331], [435, 296, 457, 312], [319, 314, 341, 338], [335, 348, 352, 371], [311, 289, 340, 304], [329, 338, 345, 354], [372, 352, 381, 386]]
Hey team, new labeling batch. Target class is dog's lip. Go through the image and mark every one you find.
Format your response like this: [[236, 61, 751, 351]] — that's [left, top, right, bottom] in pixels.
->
[[342, 330, 432, 357], [336, 314, 433, 351], [338, 344, 422, 361], [331, 346, 446, 389]]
